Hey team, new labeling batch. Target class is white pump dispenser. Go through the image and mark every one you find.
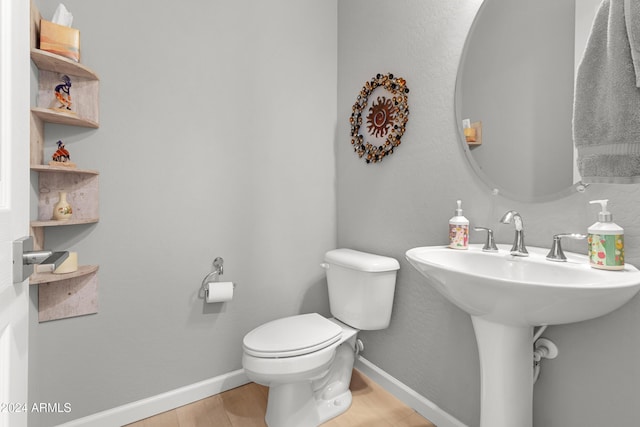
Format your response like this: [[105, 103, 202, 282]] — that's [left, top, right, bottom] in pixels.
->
[[588, 199, 624, 270], [449, 200, 469, 249]]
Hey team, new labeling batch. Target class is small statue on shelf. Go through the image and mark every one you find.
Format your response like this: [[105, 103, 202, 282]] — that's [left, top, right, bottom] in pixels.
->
[[53, 74, 73, 112], [49, 140, 76, 168]]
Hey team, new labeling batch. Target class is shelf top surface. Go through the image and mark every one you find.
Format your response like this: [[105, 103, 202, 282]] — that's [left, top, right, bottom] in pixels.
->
[[31, 165, 99, 175], [31, 107, 99, 129], [30, 265, 99, 285], [31, 48, 99, 80], [31, 218, 99, 227]]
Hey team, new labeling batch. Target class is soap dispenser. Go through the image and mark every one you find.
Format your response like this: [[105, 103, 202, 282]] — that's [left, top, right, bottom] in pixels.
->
[[588, 199, 624, 270], [449, 200, 469, 250]]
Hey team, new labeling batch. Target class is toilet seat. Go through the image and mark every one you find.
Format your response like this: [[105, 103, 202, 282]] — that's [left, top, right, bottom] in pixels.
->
[[243, 313, 342, 358]]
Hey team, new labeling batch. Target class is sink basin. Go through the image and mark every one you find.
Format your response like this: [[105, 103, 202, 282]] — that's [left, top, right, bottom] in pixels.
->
[[406, 244, 640, 427], [406, 244, 640, 326]]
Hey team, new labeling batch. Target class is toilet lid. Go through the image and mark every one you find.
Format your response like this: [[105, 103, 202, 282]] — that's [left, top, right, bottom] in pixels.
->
[[243, 313, 342, 358]]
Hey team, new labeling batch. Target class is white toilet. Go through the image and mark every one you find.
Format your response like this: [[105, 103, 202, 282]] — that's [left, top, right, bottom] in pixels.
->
[[242, 248, 400, 427]]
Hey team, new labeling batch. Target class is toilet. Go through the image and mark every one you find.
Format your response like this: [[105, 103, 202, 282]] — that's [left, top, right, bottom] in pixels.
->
[[242, 248, 400, 427]]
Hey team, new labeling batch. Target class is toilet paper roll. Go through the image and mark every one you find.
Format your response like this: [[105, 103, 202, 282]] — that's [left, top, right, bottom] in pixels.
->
[[205, 281, 234, 303]]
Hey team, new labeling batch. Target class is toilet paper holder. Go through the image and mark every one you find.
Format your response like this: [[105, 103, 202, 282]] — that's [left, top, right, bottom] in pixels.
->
[[200, 257, 235, 298]]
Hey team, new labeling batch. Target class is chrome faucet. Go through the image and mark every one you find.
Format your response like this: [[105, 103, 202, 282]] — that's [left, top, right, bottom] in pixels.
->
[[500, 210, 528, 256]]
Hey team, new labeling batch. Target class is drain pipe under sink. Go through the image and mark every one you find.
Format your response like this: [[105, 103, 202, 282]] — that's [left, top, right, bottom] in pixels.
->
[[532, 331, 558, 384]]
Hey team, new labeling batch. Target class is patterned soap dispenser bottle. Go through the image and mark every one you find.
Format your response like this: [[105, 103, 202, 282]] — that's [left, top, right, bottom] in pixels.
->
[[588, 199, 624, 270], [449, 200, 469, 249]]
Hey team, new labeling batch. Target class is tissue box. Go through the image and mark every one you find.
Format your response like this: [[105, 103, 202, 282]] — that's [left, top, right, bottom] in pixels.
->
[[39, 20, 80, 62]]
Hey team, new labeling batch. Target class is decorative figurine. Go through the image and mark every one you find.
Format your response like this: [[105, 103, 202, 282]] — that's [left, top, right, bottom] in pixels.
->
[[53, 74, 73, 112], [49, 140, 76, 168]]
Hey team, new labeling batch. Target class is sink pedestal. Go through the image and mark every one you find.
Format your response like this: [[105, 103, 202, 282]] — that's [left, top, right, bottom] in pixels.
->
[[472, 317, 534, 427]]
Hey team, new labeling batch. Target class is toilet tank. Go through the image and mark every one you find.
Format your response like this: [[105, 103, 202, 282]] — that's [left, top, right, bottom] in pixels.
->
[[323, 249, 400, 330]]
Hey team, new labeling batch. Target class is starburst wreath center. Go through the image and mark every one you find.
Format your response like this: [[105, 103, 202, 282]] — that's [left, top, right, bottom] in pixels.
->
[[350, 73, 410, 164]]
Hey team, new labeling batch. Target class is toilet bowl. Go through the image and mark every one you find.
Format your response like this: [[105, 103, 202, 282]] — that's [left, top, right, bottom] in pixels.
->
[[243, 314, 358, 427], [241, 249, 399, 427]]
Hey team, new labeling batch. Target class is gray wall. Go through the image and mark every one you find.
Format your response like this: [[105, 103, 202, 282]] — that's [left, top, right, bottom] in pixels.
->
[[338, 1, 640, 427], [29, 1, 337, 425], [29, 1, 640, 427]]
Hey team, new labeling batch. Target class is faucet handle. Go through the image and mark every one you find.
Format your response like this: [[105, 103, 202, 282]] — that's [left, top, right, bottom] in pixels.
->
[[474, 227, 499, 252], [546, 233, 587, 262]]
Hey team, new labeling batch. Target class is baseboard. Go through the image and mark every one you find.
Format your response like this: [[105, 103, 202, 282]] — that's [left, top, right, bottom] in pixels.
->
[[56, 369, 250, 427], [57, 359, 466, 427], [355, 356, 468, 427]]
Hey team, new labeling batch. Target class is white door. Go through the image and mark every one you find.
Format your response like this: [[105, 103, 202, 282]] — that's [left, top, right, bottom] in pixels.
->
[[0, 0, 31, 426]]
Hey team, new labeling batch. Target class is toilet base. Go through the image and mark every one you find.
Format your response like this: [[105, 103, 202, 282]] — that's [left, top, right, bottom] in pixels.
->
[[316, 389, 352, 424], [247, 320, 359, 427], [265, 383, 353, 427], [263, 338, 357, 427], [265, 381, 320, 427]]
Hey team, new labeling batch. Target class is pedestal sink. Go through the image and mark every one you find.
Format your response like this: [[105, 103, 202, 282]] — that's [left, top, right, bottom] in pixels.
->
[[406, 244, 640, 427]]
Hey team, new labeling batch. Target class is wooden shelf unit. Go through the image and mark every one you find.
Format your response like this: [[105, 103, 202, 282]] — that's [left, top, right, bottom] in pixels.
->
[[30, 2, 101, 321]]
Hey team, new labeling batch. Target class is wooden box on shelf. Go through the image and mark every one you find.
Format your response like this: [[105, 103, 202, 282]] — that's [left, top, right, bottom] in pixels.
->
[[39, 19, 80, 62]]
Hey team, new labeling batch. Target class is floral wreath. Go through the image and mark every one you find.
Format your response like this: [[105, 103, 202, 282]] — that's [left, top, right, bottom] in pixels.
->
[[349, 73, 410, 164]]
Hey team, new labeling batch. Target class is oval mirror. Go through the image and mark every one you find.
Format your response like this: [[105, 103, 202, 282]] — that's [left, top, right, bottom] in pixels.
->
[[456, 0, 601, 202]]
